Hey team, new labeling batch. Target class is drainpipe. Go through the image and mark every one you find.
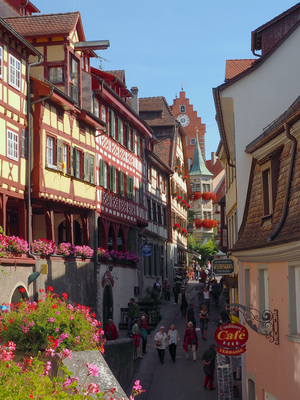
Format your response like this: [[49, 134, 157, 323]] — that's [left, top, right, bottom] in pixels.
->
[[268, 123, 297, 241], [19, 0, 28, 14], [26, 55, 52, 298]]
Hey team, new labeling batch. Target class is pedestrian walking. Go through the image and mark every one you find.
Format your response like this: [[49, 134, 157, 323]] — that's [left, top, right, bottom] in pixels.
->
[[153, 277, 162, 293], [197, 280, 205, 308], [140, 315, 150, 355], [200, 269, 207, 284], [218, 302, 231, 325], [173, 281, 181, 304], [202, 285, 211, 312], [154, 326, 168, 364], [183, 321, 198, 362], [199, 304, 209, 340], [167, 324, 180, 362], [132, 318, 143, 359], [104, 319, 118, 341], [127, 298, 140, 336], [178, 288, 190, 316], [211, 279, 221, 307], [195, 261, 200, 281], [202, 343, 217, 390], [186, 303, 196, 328], [163, 278, 171, 302]]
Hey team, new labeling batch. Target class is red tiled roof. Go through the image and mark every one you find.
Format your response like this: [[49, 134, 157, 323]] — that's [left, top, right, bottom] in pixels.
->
[[225, 59, 257, 81], [4, 12, 84, 39], [153, 137, 174, 168], [206, 158, 223, 178]]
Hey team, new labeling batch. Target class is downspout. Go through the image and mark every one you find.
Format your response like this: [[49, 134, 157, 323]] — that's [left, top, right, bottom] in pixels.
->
[[19, 0, 28, 14], [268, 123, 297, 241]]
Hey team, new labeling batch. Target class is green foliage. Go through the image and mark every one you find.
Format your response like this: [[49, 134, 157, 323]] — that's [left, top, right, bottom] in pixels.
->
[[188, 236, 218, 266], [188, 210, 195, 222], [140, 286, 163, 303]]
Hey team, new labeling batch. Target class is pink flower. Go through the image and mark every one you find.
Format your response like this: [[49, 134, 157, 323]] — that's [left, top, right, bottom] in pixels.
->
[[87, 363, 99, 377], [43, 361, 52, 375], [64, 377, 72, 387], [45, 348, 55, 358], [60, 348, 73, 360], [47, 317, 55, 323], [69, 315, 74, 320], [133, 380, 142, 391]]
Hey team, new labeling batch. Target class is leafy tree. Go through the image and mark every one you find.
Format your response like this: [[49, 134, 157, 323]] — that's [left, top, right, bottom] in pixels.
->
[[188, 235, 218, 266]]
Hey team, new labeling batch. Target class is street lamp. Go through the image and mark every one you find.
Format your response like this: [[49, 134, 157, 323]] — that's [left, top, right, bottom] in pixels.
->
[[187, 223, 193, 234]]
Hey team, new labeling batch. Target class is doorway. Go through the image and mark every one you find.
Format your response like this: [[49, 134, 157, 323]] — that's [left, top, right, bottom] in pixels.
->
[[102, 284, 113, 325]]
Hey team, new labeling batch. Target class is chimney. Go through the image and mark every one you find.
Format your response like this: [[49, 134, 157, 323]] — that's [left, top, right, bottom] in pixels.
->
[[211, 152, 216, 166], [131, 86, 139, 114]]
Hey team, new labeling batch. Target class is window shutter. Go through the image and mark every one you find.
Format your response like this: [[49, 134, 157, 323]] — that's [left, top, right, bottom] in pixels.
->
[[109, 165, 113, 190], [57, 139, 63, 171], [113, 166, 116, 192], [74, 147, 78, 177], [131, 177, 134, 201], [117, 118, 121, 143], [90, 155, 94, 184], [119, 170, 124, 195], [126, 174, 129, 198], [100, 159, 104, 187], [132, 131, 136, 153], [137, 136, 140, 157], [140, 182, 144, 206], [126, 124, 130, 149], [141, 139, 145, 160], [109, 110, 114, 137]]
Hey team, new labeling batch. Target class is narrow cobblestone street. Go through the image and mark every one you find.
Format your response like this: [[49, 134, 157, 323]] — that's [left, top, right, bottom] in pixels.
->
[[127, 281, 220, 399]]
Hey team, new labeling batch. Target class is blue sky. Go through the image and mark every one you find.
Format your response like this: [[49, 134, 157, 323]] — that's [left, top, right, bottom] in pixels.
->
[[33, 0, 298, 159]]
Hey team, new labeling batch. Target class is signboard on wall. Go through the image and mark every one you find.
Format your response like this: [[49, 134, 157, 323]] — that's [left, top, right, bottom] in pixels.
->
[[141, 244, 152, 257], [212, 258, 234, 275], [214, 323, 248, 355]]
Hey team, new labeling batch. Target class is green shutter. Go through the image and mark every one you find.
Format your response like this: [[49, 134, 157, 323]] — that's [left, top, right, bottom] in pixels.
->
[[141, 139, 145, 160], [131, 176, 134, 200], [137, 136, 140, 157], [117, 118, 121, 143], [113, 166, 116, 192], [119, 170, 124, 195], [126, 174, 129, 198], [100, 159, 104, 187], [109, 110, 114, 137], [132, 131, 136, 153], [126, 124, 130, 149], [90, 155, 94, 184], [74, 148, 78, 178]]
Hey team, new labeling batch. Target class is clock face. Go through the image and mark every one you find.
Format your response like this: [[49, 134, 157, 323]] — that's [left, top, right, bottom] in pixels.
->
[[177, 114, 190, 127]]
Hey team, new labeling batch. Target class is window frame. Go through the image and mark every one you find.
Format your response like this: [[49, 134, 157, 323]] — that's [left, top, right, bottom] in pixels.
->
[[7, 129, 19, 161], [9, 54, 21, 91], [46, 134, 56, 168], [48, 66, 64, 84], [0, 46, 3, 79]]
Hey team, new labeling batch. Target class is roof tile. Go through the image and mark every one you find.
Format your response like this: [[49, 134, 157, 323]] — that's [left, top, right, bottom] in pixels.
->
[[225, 59, 257, 81]]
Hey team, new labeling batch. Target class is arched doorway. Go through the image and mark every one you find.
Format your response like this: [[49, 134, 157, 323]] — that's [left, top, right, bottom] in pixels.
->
[[102, 284, 113, 325], [11, 285, 29, 305]]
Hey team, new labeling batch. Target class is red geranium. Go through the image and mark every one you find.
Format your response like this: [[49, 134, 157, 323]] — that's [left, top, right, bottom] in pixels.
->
[[62, 293, 68, 300], [18, 287, 26, 293], [46, 286, 54, 292]]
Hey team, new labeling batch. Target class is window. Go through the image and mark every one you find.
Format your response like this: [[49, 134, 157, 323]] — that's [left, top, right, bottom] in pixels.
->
[[109, 110, 115, 138], [117, 118, 123, 145], [49, 66, 63, 83], [139, 182, 144, 206], [163, 208, 167, 227], [119, 170, 125, 195], [7, 129, 19, 161], [46, 136, 55, 167], [62, 143, 68, 174], [190, 138, 196, 145], [196, 184, 201, 192], [125, 124, 131, 150], [152, 202, 157, 223], [9, 55, 21, 90], [147, 165, 152, 182], [74, 149, 82, 179], [191, 182, 195, 193], [259, 149, 281, 219], [94, 100, 99, 118], [288, 266, 300, 335], [258, 265, 269, 317], [101, 106, 106, 122], [83, 153, 94, 183], [57, 108, 64, 122], [0, 47, 2, 78], [180, 105, 186, 113], [22, 129, 27, 158], [99, 159, 108, 189], [158, 205, 162, 225], [147, 199, 152, 220]]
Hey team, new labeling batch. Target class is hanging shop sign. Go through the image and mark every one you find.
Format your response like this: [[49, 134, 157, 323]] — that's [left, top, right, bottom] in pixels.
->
[[212, 258, 234, 275], [214, 322, 249, 355], [141, 244, 152, 257]]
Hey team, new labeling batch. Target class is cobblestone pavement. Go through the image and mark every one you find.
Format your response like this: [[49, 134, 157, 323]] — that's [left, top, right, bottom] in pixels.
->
[[126, 281, 220, 400]]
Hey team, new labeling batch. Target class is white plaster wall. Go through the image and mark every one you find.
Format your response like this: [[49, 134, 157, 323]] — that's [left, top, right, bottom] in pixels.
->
[[221, 26, 300, 229]]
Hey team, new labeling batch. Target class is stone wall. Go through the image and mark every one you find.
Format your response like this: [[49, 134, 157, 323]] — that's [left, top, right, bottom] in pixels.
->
[[103, 337, 140, 391]]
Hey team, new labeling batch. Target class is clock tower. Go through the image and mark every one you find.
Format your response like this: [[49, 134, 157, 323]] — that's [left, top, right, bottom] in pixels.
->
[[171, 90, 206, 169]]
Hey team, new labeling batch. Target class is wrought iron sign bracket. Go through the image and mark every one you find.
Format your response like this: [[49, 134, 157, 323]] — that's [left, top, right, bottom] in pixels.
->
[[225, 303, 279, 345]]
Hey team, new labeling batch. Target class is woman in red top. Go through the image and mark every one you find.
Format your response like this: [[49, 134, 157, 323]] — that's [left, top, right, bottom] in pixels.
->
[[140, 315, 150, 354], [104, 319, 119, 340], [183, 321, 198, 362]]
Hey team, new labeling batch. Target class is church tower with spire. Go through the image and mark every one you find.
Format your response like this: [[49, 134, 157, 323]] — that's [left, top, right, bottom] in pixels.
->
[[189, 132, 216, 245]]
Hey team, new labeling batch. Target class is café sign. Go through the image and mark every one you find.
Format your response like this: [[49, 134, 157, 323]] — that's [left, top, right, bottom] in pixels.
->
[[141, 244, 152, 257], [212, 258, 234, 275], [214, 322, 249, 355]]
